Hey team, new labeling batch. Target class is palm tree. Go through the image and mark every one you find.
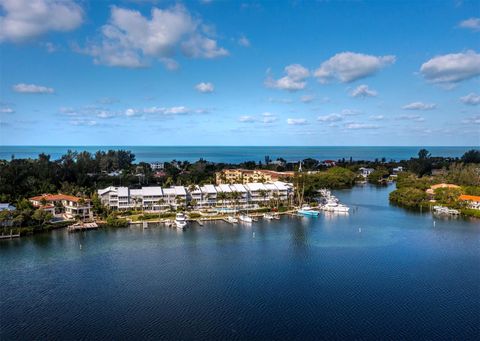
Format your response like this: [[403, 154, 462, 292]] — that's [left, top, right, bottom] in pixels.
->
[[258, 189, 268, 207], [217, 191, 227, 208]]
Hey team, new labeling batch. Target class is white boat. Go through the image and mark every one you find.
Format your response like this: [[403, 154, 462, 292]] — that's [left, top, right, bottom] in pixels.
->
[[297, 205, 320, 216], [273, 213, 280, 220], [433, 206, 459, 215], [239, 214, 253, 223], [322, 200, 350, 213], [175, 213, 187, 229], [227, 216, 238, 224], [263, 213, 274, 220]]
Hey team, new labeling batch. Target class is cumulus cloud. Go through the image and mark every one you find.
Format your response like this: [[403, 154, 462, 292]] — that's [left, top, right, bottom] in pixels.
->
[[77, 4, 228, 69], [239, 115, 255, 123], [459, 18, 480, 31], [238, 35, 250, 47], [460, 93, 480, 105], [317, 113, 343, 122], [195, 82, 214, 93], [402, 102, 436, 110], [462, 114, 480, 125], [287, 118, 308, 125], [397, 114, 425, 122], [314, 52, 395, 83], [13, 83, 54, 94], [351, 84, 378, 98], [265, 64, 310, 91], [420, 50, 480, 85], [0, 0, 83, 43], [238, 112, 278, 124], [345, 123, 380, 130], [0, 107, 15, 113]]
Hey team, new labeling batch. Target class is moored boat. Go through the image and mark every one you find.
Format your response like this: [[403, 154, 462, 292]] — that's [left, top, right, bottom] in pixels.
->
[[175, 213, 187, 229], [239, 214, 253, 223]]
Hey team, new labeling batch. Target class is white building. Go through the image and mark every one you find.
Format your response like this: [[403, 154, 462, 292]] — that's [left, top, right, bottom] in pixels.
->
[[98, 182, 292, 211], [359, 167, 375, 178]]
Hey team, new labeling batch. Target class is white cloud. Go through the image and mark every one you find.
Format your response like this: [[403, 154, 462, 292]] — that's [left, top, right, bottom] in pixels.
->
[[402, 102, 436, 110], [420, 50, 480, 85], [314, 52, 395, 83], [459, 18, 480, 31], [287, 118, 308, 125], [345, 123, 380, 130], [195, 82, 214, 93], [262, 112, 277, 124], [239, 115, 255, 123], [462, 114, 480, 125], [13, 83, 54, 94], [265, 64, 310, 91], [460, 93, 480, 105], [125, 108, 138, 117], [96, 110, 115, 119], [397, 114, 425, 122], [0, 107, 14, 113], [317, 113, 343, 122], [369, 115, 384, 121], [351, 84, 378, 98], [77, 4, 228, 69], [0, 0, 83, 43], [70, 119, 97, 126], [143, 106, 190, 115], [238, 35, 250, 47], [300, 95, 315, 103]]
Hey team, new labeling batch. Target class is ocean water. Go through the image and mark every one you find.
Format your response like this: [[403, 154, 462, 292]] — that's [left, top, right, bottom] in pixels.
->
[[0, 145, 475, 163], [1, 184, 479, 340]]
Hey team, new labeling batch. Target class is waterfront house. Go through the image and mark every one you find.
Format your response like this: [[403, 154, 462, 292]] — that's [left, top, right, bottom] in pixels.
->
[[426, 183, 461, 196], [358, 167, 374, 178], [29, 194, 91, 219], [459, 195, 480, 210]]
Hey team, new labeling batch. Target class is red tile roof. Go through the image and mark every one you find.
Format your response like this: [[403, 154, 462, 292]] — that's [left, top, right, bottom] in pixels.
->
[[29, 194, 88, 203], [459, 195, 480, 202]]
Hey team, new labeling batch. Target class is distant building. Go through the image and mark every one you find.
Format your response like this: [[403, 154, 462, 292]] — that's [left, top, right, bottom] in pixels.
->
[[0, 203, 15, 211], [29, 194, 92, 219], [98, 181, 292, 211], [459, 195, 480, 210], [322, 160, 336, 167], [392, 166, 404, 174], [215, 169, 294, 185], [359, 167, 374, 178], [150, 162, 165, 170]]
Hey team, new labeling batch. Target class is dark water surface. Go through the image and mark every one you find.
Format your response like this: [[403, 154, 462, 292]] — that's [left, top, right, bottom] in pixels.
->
[[0, 145, 475, 163], [1, 185, 479, 340]]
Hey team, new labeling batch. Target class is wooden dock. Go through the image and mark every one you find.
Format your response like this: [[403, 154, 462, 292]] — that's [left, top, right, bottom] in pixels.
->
[[68, 222, 98, 232], [0, 230, 20, 239]]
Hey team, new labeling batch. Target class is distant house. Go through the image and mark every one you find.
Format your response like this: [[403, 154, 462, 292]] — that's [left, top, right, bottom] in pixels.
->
[[392, 166, 404, 174], [459, 195, 480, 210], [322, 160, 336, 167], [0, 203, 15, 211], [150, 162, 165, 170], [359, 167, 374, 178]]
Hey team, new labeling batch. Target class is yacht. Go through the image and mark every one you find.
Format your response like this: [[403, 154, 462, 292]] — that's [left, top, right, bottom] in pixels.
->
[[227, 215, 238, 224], [263, 213, 274, 220], [175, 213, 187, 229], [322, 200, 350, 213], [297, 205, 320, 216], [239, 214, 253, 223]]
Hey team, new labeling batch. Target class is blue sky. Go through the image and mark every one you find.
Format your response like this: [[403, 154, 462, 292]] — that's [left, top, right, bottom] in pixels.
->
[[0, 0, 479, 146]]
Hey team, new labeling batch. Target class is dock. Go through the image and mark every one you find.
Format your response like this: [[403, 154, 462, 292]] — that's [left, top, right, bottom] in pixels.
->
[[68, 222, 98, 232], [0, 230, 20, 240]]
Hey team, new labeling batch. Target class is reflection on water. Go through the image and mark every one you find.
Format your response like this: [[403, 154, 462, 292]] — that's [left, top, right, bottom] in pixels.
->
[[1, 184, 479, 340]]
